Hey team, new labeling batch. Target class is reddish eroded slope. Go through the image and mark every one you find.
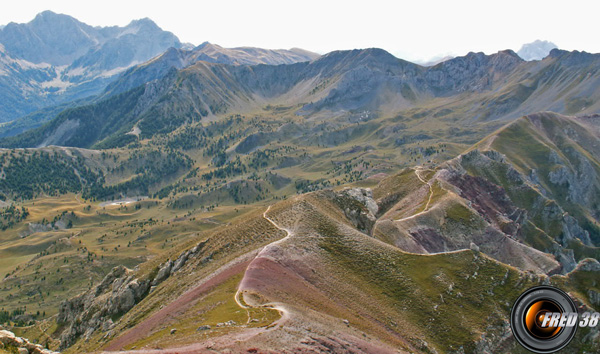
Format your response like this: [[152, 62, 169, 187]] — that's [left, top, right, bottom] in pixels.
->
[[231, 199, 413, 353], [446, 172, 525, 234], [103, 256, 254, 351], [370, 162, 561, 273], [71, 114, 597, 354], [90, 183, 589, 353]]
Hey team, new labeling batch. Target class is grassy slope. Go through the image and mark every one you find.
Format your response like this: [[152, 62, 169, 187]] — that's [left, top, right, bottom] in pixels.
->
[[478, 113, 600, 248], [0, 120, 596, 353], [71, 191, 598, 353], [0, 110, 598, 352]]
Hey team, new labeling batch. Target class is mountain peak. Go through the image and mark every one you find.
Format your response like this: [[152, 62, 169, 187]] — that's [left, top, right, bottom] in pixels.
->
[[196, 42, 223, 50], [32, 10, 78, 24], [132, 17, 154, 23], [489, 49, 524, 67], [496, 49, 521, 59], [195, 41, 213, 50], [547, 48, 569, 58], [517, 40, 557, 61], [37, 10, 58, 17], [127, 17, 160, 30], [321, 47, 400, 64]]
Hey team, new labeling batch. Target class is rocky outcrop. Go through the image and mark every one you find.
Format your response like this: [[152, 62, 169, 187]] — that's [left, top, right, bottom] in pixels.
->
[[561, 214, 593, 246], [151, 260, 173, 286], [0, 330, 58, 354], [333, 188, 378, 234], [172, 250, 191, 273], [57, 240, 207, 349], [548, 149, 599, 209], [471, 319, 514, 354], [588, 290, 600, 307], [575, 258, 600, 272], [57, 266, 150, 349]]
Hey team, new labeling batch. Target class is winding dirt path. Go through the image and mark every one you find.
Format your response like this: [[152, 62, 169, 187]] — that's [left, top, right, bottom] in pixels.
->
[[234, 205, 291, 325], [101, 205, 291, 353], [102, 256, 254, 352], [395, 167, 434, 223]]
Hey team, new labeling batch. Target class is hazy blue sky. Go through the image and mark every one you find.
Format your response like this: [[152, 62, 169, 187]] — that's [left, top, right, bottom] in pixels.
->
[[2, 0, 598, 62]]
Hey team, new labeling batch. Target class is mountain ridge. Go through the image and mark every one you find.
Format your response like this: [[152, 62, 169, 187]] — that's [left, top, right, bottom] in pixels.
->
[[0, 11, 320, 126], [4, 47, 600, 149], [0, 11, 183, 122]]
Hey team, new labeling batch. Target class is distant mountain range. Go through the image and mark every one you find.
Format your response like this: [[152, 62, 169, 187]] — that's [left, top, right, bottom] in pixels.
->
[[3, 45, 600, 150], [0, 11, 320, 124], [0, 11, 182, 122], [100, 41, 320, 98], [0, 10, 584, 138]]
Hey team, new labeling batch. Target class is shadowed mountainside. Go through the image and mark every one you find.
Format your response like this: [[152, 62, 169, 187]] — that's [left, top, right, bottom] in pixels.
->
[[3, 48, 600, 150], [0, 12, 319, 126], [0, 11, 183, 122]]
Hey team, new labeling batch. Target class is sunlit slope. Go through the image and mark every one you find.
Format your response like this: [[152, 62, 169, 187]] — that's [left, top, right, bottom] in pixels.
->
[[372, 113, 600, 274], [53, 190, 598, 353]]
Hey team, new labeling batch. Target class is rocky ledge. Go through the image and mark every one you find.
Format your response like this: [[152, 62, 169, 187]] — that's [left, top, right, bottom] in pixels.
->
[[0, 329, 58, 354], [56, 240, 207, 350]]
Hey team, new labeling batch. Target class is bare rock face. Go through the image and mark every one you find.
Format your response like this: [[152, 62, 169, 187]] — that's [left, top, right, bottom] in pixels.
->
[[332, 188, 378, 234], [151, 260, 173, 286], [57, 265, 151, 349], [0, 329, 58, 354], [57, 240, 207, 349], [561, 214, 593, 246], [473, 319, 515, 354], [172, 250, 191, 273], [548, 149, 599, 209], [449, 149, 596, 273], [344, 188, 379, 216]]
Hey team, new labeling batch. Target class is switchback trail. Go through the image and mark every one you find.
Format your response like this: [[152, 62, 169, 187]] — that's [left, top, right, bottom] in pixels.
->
[[101, 206, 291, 353], [395, 167, 434, 223], [234, 205, 291, 325]]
